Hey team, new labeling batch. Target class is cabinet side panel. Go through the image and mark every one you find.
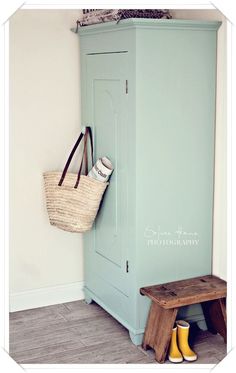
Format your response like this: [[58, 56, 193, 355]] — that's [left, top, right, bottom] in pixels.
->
[[135, 29, 217, 328]]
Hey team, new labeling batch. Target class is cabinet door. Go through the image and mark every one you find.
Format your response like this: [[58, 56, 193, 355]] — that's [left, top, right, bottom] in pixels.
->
[[85, 52, 129, 296]]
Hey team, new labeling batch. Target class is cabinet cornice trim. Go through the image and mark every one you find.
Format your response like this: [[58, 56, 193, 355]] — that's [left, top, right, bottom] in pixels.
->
[[75, 18, 221, 36]]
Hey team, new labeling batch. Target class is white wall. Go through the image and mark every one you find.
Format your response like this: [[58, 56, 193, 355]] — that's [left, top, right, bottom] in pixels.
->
[[171, 9, 227, 280], [9, 10, 84, 311], [9, 9, 227, 311]]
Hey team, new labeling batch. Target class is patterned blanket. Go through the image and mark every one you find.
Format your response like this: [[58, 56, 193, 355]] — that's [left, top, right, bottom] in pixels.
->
[[77, 9, 172, 28]]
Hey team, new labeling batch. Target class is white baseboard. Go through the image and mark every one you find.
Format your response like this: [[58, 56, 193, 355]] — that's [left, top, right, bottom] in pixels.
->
[[10, 281, 85, 312]]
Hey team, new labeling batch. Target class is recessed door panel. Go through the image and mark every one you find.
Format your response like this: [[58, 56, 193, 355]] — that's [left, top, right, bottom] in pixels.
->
[[86, 53, 129, 295]]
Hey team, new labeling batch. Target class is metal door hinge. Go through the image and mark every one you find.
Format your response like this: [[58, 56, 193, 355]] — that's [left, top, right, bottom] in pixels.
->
[[125, 80, 128, 94], [126, 260, 129, 273]]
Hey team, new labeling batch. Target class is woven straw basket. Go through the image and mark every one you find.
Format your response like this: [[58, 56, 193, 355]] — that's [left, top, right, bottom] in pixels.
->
[[43, 127, 109, 233]]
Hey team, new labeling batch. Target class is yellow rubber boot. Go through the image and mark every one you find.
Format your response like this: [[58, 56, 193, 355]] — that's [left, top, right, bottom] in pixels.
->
[[168, 325, 183, 363], [177, 320, 197, 362]]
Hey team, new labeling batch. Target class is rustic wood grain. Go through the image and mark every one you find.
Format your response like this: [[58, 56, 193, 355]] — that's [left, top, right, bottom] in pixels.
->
[[202, 298, 227, 343], [140, 275, 227, 309], [142, 302, 178, 363], [140, 275, 227, 363]]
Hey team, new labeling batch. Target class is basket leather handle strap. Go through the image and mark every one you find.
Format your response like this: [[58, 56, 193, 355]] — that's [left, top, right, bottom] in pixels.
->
[[58, 132, 84, 186], [74, 127, 94, 188], [74, 130, 89, 188], [81, 126, 94, 178], [84, 142, 88, 176], [87, 126, 94, 166], [58, 126, 93, 187]]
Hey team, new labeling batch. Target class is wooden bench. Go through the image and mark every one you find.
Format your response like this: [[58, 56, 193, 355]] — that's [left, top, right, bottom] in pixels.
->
[[140, 275, 227, 363]]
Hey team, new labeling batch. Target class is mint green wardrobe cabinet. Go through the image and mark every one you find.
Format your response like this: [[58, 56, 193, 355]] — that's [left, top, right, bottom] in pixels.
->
[[78, 19, 221, 344]]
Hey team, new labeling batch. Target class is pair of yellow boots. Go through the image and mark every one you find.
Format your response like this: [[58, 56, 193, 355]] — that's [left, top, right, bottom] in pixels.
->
[[168, 320, 197, 363]]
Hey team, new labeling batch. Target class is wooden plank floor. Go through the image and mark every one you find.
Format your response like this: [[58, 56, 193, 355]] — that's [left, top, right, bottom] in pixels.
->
[[9, 300, 226, 364]]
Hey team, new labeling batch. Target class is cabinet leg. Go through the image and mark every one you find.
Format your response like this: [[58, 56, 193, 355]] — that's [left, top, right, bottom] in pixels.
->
[[129, 331, 144, 346], [202, 298, 227, 343], [142, 301, 178, 363], [84, 290, 93, 304], [84, 296, 93, 304]]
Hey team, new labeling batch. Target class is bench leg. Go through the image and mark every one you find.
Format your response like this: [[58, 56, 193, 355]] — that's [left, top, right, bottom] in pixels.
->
[[142, 302, 178, 363], [201, 298, 227, 343]]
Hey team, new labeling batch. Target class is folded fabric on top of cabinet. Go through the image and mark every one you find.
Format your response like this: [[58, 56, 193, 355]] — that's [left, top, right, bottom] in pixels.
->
[[76, 9, 172, 28]]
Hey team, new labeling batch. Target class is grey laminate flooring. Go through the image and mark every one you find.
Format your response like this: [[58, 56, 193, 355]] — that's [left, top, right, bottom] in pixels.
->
[[9, 300, 226, 364]]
